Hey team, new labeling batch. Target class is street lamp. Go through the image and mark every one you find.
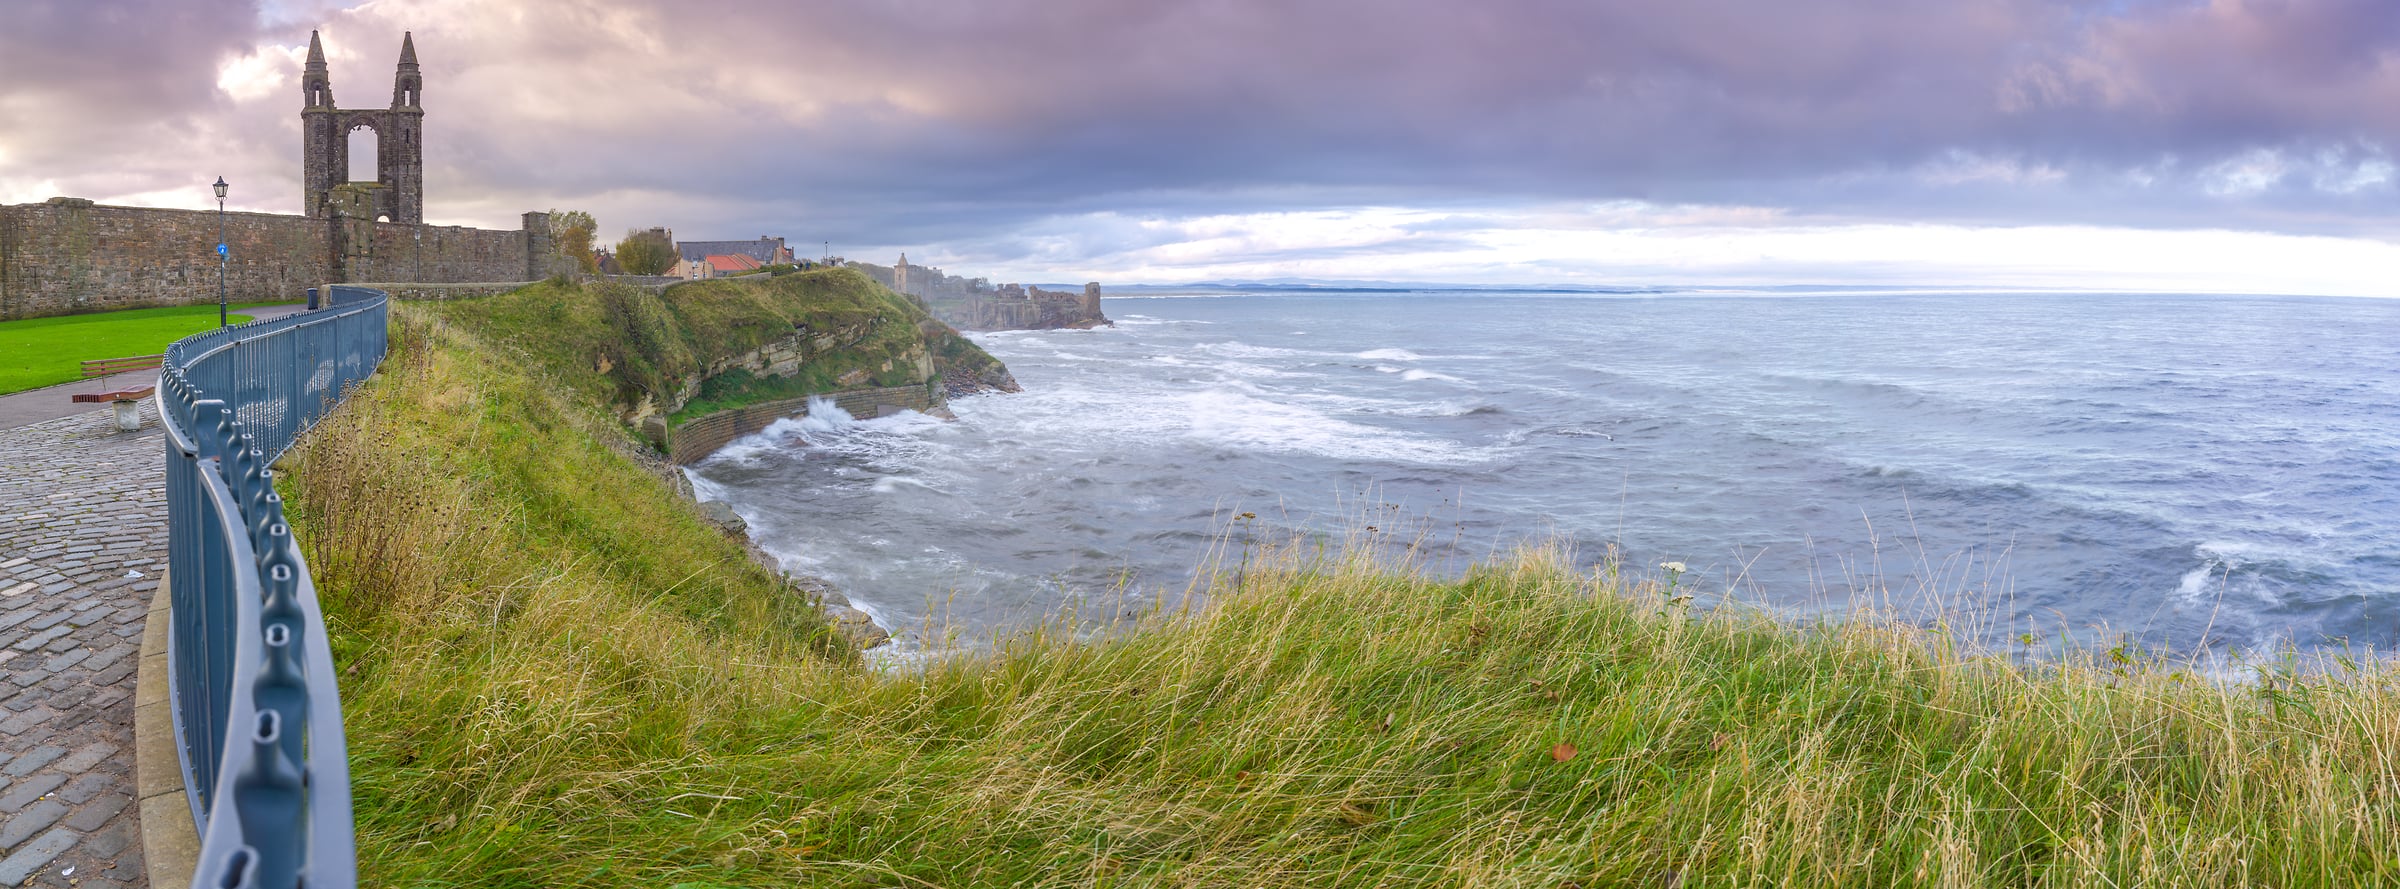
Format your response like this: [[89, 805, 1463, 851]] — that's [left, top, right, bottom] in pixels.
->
[[213, 176, 229, 327]]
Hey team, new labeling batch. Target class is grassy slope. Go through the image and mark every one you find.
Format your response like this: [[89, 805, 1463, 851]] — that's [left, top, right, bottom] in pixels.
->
[[0, 302, 272, 393], [423, 270, 1002, 424], [283, 304, 2400, 887]]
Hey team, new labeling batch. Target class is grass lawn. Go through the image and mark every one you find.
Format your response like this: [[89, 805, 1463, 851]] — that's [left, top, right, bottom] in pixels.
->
[[0, 302, 283, 394]]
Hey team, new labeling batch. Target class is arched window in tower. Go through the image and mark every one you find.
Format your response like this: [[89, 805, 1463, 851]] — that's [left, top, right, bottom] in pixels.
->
[[349, 126, 378, 183]]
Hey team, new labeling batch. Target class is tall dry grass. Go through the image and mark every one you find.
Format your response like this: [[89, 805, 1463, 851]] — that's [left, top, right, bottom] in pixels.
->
[[278, 306, 2400, 887]]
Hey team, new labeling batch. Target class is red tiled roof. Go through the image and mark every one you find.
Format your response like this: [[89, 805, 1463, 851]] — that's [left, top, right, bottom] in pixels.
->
[[704, 253, 762, 272]]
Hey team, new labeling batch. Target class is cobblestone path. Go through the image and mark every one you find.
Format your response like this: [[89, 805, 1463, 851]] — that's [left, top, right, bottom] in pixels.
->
[[0, 405, 162, 887]]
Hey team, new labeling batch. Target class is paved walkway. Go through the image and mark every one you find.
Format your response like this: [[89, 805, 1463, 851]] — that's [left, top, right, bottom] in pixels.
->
[[0, 302, 309, 431], [0, 405, 164, 887]]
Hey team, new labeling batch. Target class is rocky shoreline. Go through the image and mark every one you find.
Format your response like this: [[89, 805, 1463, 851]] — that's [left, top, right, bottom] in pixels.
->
[[601, 417, 896, 650], [695, 499, 892, 649]]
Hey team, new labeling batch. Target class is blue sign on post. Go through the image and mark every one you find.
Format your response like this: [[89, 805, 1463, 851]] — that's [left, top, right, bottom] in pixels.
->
[[216, 243, 228, 257]]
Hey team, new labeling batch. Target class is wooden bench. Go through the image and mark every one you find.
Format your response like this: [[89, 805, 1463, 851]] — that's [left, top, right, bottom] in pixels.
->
[[72, 385, 156, 432], [80, 354, 163, 377]]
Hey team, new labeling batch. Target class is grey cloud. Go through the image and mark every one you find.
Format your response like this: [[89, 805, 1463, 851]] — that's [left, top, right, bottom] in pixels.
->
[[0, 0, 266, 188], [2, 0, 2393, 254]]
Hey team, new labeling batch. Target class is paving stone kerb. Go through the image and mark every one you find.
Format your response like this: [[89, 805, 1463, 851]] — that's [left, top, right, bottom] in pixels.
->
[[0, 405, 165, 886]]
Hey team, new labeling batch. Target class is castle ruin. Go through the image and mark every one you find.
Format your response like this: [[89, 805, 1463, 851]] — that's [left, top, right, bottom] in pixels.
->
[[301, 31, 424, 224], [858, 255, 1108, 331], [0, 32, 572, 321]]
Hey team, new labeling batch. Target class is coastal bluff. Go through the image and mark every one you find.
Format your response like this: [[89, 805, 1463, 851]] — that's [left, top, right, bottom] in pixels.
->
[[427, 268, 1015, 464], [417, 269, 1014, 649], [852, 255, 1110, 331]]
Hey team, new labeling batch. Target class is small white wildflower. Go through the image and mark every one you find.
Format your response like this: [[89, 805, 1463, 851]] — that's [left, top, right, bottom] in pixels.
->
[[1659, 561, 1687, 574]]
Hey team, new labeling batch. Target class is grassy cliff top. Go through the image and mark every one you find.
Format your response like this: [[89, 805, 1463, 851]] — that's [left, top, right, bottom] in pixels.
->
[[427, 270, 1005, 420], [280, 301, 2400, 886]]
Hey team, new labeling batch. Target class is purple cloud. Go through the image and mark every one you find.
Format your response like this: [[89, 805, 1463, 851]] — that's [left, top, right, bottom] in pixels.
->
[[1, 0, 2391, 255]]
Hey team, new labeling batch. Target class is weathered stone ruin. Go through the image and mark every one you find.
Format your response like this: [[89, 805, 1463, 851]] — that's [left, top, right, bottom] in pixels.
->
[[0, 32, 574, 320], [853, 255, 1110, 331]]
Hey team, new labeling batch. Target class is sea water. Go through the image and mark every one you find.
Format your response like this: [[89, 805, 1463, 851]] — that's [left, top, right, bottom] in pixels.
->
[[685, 290, 2400, 658]]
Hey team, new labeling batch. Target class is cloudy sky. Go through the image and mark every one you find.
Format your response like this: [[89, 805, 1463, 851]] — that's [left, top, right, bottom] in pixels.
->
[[1, 0, 2394, 292]]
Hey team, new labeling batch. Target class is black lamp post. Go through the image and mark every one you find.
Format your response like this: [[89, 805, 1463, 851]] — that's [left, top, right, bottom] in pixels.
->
[[213, 176, 229, 327]]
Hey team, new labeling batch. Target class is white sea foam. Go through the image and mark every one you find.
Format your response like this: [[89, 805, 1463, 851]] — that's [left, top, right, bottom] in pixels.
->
[[1380, 399, 1501, 418], [702, 429, 792, 466], [1401, 369, 1465, 383], [2176, 541, 2277, 602], [1197, 341, 1332, 361], [1178, 388, 1487, 464], [683, 468, 731, 501], [1357, 348, 1423, 361], [701, 398, 956, 475], [795, 396, 859, 434], [1208, 360, 1310, 381], [872, 476, 938, 494]]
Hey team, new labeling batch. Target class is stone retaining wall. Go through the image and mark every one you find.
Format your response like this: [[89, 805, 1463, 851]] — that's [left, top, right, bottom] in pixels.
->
[[602, 275, 681, 288], [668, 384, 939, 464], [348, 281, 538, 301]]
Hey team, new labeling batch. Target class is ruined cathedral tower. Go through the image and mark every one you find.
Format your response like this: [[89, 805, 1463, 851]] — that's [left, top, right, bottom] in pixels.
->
[[301, 31, 424, 224]]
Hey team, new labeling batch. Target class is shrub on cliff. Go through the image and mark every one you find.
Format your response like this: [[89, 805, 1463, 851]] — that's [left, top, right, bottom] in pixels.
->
[[613, 227, 677, 275], [548, 209, 600, 273]]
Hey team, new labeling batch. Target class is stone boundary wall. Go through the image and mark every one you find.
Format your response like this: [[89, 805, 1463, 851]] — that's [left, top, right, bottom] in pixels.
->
[[0, 197, 567, 320], [0, 199, 331, 320], [669, 385, 939, 464], [348, 281, 537, 301], [356, 221, 538, 284]]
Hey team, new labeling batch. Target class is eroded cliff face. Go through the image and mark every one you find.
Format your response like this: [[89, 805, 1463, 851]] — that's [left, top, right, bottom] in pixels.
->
[[621, 317, 927, 440], [428, 268, 1017, 452]]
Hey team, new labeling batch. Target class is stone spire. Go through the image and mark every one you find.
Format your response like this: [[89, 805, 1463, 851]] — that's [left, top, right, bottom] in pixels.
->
[[303, 30, 333, 108], [391, 31, 422, 108]]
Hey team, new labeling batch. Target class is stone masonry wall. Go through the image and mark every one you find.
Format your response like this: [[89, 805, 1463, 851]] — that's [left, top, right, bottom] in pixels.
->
[[356, 221, 536, 284], [0, 197, 566, 320], [0, 199, 330, 320], [346, 281, 537, 301], [668, 385, 940, 464]]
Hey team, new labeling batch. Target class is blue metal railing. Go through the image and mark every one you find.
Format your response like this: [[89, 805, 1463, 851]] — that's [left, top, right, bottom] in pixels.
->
[[159, 285, 386, 888]]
